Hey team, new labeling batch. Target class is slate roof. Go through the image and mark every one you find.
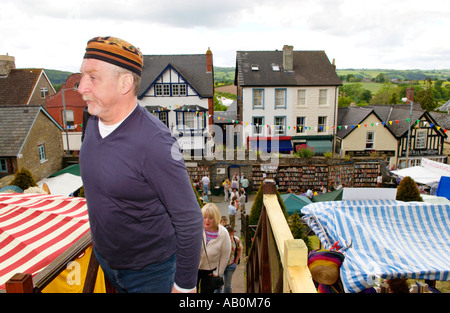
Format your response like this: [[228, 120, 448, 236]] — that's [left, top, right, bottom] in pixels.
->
[[337, 105, 447, 139], [138, 54, 214, 99], [0, 105, 62, 157], [337, 106, 380, 138], [437, 99, 450, 111], [215, 100, 238, 124], [235, 50, 342, 87], [430, 111, 450, 130], [0, 69, 43, 105]]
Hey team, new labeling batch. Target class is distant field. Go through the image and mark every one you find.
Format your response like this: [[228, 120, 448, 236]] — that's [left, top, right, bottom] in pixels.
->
[[344, 82, 383, 93]]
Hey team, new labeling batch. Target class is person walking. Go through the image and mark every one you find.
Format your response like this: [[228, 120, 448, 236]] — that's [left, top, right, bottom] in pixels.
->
[[222, 225, 242, 293], [198, 203, 231, 293], [240, 174, 249, 202], [238, 188, 246, 218], [202, 174, 210, 196], [223, 178, 231, 202], [78, 36, 203, 293], [228, 198, 237, 229]]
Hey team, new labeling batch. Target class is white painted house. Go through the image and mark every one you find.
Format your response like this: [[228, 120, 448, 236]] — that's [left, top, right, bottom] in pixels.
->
[[235, 45, 342, 154], [138, 49, 214, 154]]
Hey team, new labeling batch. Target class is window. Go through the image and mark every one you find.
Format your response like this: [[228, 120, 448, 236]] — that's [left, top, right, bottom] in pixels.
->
[[297, 89, 306, 106], [176, 112, 206, 131], [63, 110, 74, 126], [38, 144, 46, 162], [275, 89, 286, 109], [253, 89, 264, 108], [0, 158, 7, 173], [274, 116, 285, 135], [172, 84, 186, 96], [319, 89, 328, 106], [253, 117, 264, 135], [40, 87, 49, 99], [416, 129, 427, 149], [153, 111, 168, 127], [296, 117, 306, 133], [318, 116, 327, 133], [366, 131, 375, 149], [155, 84, 170, 96]]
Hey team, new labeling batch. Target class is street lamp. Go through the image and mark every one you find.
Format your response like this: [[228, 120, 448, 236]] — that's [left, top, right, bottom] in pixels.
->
[[401, 97, 413, 168]]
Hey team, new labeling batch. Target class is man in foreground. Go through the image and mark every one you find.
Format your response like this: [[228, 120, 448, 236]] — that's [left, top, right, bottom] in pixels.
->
[[78, 36, 203, 293]]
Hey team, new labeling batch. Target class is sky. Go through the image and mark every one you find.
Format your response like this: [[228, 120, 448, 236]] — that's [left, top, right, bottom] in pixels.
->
[[1, 0, 450, 73]]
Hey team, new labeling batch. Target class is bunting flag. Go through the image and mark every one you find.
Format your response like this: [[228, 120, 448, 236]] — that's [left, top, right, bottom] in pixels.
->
[[144, 106, 448, 134]]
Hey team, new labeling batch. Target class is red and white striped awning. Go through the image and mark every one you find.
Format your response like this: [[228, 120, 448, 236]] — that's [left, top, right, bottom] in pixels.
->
[[0, 193, 89, 289]]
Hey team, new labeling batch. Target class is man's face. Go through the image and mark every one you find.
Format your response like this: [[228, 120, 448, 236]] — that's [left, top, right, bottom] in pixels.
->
[[78, 58, 121, 123]]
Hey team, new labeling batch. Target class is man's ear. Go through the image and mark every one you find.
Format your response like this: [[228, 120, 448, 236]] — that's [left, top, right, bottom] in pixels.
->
[[120, 73, 134, 95]]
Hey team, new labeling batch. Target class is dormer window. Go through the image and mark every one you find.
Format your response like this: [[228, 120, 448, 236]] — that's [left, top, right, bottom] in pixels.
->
[[251, 64, 259, 71], [272, 64, 280, 71]]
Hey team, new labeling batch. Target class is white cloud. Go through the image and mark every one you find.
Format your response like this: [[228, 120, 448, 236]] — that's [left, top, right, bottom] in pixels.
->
[[1, 0, 450, 71]]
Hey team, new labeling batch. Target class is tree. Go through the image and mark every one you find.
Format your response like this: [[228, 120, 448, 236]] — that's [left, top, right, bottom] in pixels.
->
[[395, 176, 423, 202], [375, 73, 386, 83], [248, 183, 288, 238], [416, 78, 437, 111], [372, 82, 400, 105], [289, 212, 312, 251], [10, 168, 38, 190]]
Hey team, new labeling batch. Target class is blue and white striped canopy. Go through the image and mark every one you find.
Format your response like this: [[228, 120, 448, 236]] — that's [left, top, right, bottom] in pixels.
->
[[301, 199, 450, 293]]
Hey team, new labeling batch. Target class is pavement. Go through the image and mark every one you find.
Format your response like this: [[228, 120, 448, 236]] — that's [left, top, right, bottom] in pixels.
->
[[208, 193, 255, 293]]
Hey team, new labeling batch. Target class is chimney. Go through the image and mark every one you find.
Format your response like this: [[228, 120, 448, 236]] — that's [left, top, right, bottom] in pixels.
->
[[406, 87, 414, 103], [206, 47, 213, 73], [282, 45, 293, 72], [0, 55, 15, 76]]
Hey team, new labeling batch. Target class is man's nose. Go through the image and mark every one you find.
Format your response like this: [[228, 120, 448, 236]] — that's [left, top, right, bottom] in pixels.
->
[[78, 75, 89, 95]]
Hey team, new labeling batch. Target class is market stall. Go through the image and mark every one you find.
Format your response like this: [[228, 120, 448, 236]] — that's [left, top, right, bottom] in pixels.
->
[[301, 199, 450, 293], [0, 193, 104, 292]]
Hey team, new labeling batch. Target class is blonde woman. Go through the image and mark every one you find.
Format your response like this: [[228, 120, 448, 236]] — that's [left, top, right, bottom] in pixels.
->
[[197, 203, 231, 293]]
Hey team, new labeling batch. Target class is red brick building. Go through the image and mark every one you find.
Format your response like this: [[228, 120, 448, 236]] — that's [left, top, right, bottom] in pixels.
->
[[46, 73, 86, 153], [46, 73, 85, 133]]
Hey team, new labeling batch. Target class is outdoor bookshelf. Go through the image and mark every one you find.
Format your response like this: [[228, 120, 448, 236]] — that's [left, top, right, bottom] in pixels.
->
[[186, 165, 210, 182], [252, 161, 380, 191], [353, 162, 380, 187]]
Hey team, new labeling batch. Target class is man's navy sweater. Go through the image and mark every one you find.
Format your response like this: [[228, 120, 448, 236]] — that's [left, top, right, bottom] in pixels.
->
[[79, 105, 203, 289]]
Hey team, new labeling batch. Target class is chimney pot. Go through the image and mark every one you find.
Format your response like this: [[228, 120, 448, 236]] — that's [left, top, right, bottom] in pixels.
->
[[206, 47, 213, 73], [0, 55, 15, 76], [283, 45, 294, 72]]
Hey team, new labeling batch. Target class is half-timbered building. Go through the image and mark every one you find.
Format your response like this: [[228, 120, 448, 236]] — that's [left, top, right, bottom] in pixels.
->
[[138, 49, 214, 155], [337, 104, 448, 169]]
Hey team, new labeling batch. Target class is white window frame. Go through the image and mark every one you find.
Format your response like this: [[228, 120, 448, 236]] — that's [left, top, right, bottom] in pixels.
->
[[275, 88, 286, 109], [155, 84, 170, 96], [296, 116, 306, 133], [366, 131, 375, 149], [64, 110, 74, 126], [252, 116, 264, 136], [319, 89, 328, 106], [416, 129, 427, 149], [274, 116, 286, 135], [38, 144, 46, 163], [318, 116, 327, 133], [172, 84, 187, 96], [253, 89, 264, 109], [40, 87, 49, 99], [297, 89, 306, 107]]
